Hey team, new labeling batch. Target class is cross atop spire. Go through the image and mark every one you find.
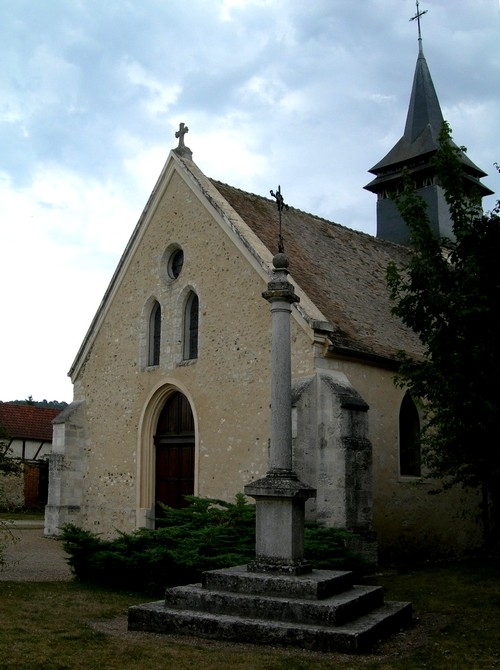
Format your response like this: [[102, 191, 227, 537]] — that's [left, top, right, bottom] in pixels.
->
[[410, 0, 428, 52]]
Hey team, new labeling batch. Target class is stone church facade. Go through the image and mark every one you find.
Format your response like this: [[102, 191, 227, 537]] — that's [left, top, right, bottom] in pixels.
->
[[45, 39, 491, 561]]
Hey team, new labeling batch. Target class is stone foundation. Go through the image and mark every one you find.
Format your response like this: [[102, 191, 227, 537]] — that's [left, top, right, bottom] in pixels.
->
[[128, 565, 412, 653]]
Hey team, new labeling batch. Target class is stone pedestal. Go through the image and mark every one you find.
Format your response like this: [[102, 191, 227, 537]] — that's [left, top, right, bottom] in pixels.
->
[[244, 473, 315, 574]]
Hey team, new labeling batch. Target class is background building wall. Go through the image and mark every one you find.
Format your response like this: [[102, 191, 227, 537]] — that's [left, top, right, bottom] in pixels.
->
[[0, 471, 23, 509], [0, 437, 51, 510]]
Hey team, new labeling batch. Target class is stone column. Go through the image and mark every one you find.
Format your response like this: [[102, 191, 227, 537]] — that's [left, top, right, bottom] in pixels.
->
[[245, 253, 315, 574]]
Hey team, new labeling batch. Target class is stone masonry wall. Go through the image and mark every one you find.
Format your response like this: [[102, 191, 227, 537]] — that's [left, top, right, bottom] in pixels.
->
[[49, 157, 484, 558], [331, 359, 482, 561], [65, 165, 315, 538]]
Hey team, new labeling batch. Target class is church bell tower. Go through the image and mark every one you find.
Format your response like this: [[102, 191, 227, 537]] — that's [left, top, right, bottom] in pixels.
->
[[365, 2, 493, 246]]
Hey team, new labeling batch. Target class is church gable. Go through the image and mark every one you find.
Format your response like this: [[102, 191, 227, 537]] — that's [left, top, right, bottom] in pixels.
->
[[70, 152, 321, 385], [70, 145, 424, 389], [74, 168, 261, 377], [60, 150, 323, 529]]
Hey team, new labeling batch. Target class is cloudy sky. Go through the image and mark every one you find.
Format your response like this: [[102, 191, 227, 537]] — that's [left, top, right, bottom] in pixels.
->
[[1, 0, 499, 403]]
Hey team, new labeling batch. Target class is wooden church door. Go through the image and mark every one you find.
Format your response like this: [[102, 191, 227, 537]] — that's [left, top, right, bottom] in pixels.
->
[[154, 391, 195, 517]]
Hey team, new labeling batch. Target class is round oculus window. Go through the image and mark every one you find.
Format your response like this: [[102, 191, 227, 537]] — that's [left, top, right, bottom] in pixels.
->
[[168, 249, 184, 279]]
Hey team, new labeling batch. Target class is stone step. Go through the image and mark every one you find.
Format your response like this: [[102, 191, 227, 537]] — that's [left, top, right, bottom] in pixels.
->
[[128, 599, 413, 654], [203, 565, 354, 600], [166, 582, 384, 627]]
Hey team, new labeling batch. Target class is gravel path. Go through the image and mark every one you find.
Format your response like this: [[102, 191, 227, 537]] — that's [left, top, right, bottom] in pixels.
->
[[0, 522, 72, 581]]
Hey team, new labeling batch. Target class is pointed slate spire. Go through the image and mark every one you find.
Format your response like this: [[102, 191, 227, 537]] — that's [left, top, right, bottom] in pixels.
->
[[403, 44, 443, 145], [404, 0, 441, 143], [367, 45, 444, 173], [365, 7, 493, 245]]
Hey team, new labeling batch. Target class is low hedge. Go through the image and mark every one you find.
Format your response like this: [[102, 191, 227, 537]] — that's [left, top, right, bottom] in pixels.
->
[[62, 494, 367, 596]]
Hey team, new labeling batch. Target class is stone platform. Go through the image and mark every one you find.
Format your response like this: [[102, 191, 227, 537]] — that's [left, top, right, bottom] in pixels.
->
[[128, 565, 412, 654]]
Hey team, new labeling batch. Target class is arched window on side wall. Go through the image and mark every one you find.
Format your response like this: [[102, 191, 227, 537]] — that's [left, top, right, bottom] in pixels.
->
[[183, 292, 199, 360], [148, 301, 161, 366], [399, 392, 421, 477]]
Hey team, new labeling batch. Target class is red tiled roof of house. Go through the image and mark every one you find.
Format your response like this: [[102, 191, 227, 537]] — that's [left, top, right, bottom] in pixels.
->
[[0, 403, 61, 442]]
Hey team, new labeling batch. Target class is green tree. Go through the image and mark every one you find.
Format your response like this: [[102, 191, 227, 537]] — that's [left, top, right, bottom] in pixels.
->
[[0, 424, 22, 479], [387, 121, 500, 549], [0, 423, 22, 566]]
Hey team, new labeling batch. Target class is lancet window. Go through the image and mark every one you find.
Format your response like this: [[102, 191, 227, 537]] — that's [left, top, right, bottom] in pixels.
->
[[148, 300, 161, 366], [183, 292, 199, 360], [399, 392, 421, 477]]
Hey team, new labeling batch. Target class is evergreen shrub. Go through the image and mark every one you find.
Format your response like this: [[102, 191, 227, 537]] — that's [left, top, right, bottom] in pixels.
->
[[61, 495, 367, 596]]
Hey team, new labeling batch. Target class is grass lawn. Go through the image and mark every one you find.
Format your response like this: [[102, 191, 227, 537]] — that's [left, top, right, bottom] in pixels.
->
[[0, 560, 499, 669]]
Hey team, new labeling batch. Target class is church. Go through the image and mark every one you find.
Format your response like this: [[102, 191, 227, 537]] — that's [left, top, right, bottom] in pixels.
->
[[45, 30, 492, 562]]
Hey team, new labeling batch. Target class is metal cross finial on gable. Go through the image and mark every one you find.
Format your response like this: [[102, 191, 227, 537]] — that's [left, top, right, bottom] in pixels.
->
[[410, 0, 428, 45], [270, 185, 289, 254], [175, 122, 189, 148]]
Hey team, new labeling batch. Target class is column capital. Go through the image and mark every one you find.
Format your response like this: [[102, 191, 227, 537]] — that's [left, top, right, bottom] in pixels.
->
[[262, 285, 299, 303], [263, 254, 300, 304]]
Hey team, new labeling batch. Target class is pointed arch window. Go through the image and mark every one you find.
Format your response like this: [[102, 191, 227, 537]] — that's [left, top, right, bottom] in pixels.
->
[[399, 392, 421, 477], [148, 301, 161, 366], [183, 292, 199, 360]]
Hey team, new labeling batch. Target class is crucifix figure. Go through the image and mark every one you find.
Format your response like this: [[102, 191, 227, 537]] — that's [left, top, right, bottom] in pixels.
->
[[270, 185, 289, 254], [175, 122, 189, 149], [410, 0, 428, 44]]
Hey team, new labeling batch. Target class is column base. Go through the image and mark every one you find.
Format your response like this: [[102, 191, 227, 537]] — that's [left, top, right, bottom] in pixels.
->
[[244, 470, 316, 572], [247, 556, 313, 576]]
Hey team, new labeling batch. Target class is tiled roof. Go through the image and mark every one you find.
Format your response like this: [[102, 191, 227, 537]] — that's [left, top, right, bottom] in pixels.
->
[[211, 180, 424, 364], [0, 403, 61, 441]]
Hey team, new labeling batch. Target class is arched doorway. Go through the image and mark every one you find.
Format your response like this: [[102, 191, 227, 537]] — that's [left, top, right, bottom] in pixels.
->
[[154, 391, 195, 517]]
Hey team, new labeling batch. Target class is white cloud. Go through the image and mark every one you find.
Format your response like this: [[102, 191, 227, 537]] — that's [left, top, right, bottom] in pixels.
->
[[121, 58, 182, 117], [122, 142, 168, 196], [219, 0, 273, 22], [0, 0, 497, 400], [0, 165, 143, 401]]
